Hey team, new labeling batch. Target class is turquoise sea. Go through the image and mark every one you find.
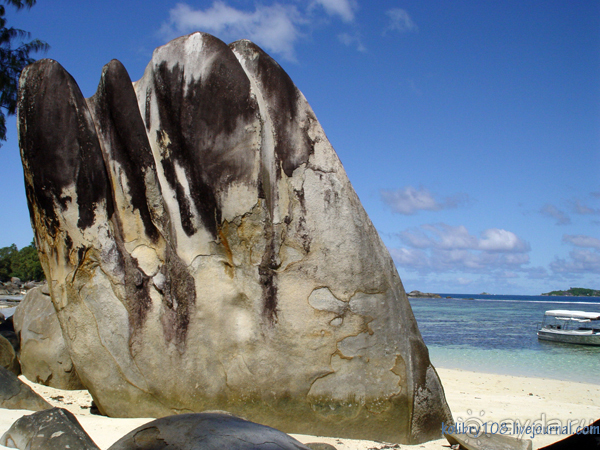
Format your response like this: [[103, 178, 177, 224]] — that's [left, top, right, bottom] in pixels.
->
[[409, 294, 600, 385]]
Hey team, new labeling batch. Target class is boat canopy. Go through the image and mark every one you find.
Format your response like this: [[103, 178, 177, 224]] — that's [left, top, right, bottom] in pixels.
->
[[544, 310, 600, 320]]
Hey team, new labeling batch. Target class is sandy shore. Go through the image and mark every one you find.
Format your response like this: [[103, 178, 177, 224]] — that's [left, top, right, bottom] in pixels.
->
[[1, 367, 599, 449]]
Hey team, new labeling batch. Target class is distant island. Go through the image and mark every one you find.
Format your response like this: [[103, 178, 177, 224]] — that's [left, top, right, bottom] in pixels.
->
[[407, 290, 441, 299], [541, 287, 600, 297]]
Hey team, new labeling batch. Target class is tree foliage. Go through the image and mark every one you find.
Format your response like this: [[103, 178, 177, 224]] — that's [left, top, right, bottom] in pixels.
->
[[0, 0, 48, 143], [0, 241, 44, 281]]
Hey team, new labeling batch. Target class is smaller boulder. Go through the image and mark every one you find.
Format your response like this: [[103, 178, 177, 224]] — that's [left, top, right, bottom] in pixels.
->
[[108, 412, 312, 450], [0, 314, 20, 353], [13, 286, 84, 390], [0, 407, 100, 450], [0, 365, 52, 411], [0, 333, 20, 375]]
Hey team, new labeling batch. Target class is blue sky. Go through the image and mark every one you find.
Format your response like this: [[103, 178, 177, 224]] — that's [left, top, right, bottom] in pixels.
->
[[1, 0, 598, 295]]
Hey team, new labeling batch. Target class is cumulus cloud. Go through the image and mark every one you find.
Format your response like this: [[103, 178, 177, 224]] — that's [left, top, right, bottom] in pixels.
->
[[380, 186, 468, 215], [384, 8, 418, 33], [563, 234, 600, 250], [539, 204, 571, 225], [399, 223, 530, 253], [311, 0, 357, 22], [551, 249, 600, 274], [161, 2, 303, 61], [479, 228, 530, 252], [160, 1, 365, 61], [392, 223, 531, 275]]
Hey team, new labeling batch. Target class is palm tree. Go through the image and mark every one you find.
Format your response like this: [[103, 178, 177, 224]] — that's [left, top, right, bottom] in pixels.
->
[[0, 0, 48, 144]]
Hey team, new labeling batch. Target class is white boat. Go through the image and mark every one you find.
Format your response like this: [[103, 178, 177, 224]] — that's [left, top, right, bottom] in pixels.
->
[[537, 310, 600, 346]]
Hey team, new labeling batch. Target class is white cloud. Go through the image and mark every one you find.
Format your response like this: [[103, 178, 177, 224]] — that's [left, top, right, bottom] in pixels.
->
[[381, 186, 468, 215], [399, 224, 529, 253], [563, 234, 600, 250], [479, 228, 530, 252], [539, 203, 571, 225], [388, 247, 429, 268], [311, 0, 357, 22], [161, 2, 304, 61], [160, 1, 365, 61], [392, 223, 531, 275], [337, 32, 366, 52], [384, 8, 418, 34], [570, 199, 600, 215], [551, 249, 600, 274]]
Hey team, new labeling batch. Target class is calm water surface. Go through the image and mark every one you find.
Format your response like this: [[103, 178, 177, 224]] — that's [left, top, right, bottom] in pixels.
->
[[409, 294, 600, 384]]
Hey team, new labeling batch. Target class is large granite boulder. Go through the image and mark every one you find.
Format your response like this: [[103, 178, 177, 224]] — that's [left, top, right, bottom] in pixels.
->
[[108, 412, 311, 450], [0, 365, 52, 411], [13, 286, 84, 390], [17, 32, 451, 443], [0, 407, 100, 450]]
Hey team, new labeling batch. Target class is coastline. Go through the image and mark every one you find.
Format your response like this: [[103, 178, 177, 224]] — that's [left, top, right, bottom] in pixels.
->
[[2, 367, 598, 449]]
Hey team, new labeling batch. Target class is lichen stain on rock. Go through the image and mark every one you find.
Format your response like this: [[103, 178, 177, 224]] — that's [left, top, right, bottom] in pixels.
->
[[259, 225, 279, 325], [18, 59, 109, 236], [218, 226, 235, 279], [150, 35, 259, 241], [229, 40, 314, 178], [158, 248, 196, 349], [88, 59, 161, 244]]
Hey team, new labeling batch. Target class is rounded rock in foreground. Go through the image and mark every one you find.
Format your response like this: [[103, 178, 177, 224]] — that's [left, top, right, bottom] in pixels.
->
[[108, 412, 311, 450], [0, 366, 52, 411], [0, 407, 99, 450]]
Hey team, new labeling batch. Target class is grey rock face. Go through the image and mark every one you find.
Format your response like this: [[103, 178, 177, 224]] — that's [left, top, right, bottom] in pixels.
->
[[0, 365, 52, 411], [0, 407, 100, 450], [108, 412, 310, 450], [0, 333, 19, 375], [13, 287, 84, 390], [17, 32, 451, 443]]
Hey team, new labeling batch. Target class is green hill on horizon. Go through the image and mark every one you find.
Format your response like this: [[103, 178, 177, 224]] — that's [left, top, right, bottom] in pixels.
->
[[542, 287, 600, 297]]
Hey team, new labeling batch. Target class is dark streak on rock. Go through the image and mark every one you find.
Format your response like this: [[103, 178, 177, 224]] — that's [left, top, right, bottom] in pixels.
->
[[294, 188, 311, 254], [158, 247, 196, 347], [229, 40, 314, 178], [158, 152, 197, 237], [18, 59, 110, 236], [144, 87, 152, 131], [151, 33, 258, 239], [88, 60, 160, 243], [259, 225, 279, 324]]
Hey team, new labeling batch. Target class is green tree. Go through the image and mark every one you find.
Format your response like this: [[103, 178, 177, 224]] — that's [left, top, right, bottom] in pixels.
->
[[0, 243, 17, 281], [0, 0, 48, 144], [0, 241, 44, 282], [11, 241, 43, 280]]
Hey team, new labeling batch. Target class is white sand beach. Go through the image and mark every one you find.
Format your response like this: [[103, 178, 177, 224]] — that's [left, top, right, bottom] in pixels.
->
[[1, 367, 599, 449]]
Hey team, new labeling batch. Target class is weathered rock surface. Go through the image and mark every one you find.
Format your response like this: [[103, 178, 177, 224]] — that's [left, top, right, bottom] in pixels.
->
[[108, 412, 311, 450], [0, 333, 19, 375], [0, 365, 52, 411], [13, 286, 84, 390], [17, 32, 451, 443], [0, 407, 100, 450]]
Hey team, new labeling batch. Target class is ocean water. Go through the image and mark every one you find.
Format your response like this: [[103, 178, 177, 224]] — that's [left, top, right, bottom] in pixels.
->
[[409, 294, 600, 385]]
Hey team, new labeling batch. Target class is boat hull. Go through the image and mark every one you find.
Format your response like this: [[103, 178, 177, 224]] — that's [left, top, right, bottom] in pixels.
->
[[537, 329, 600, 346]]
